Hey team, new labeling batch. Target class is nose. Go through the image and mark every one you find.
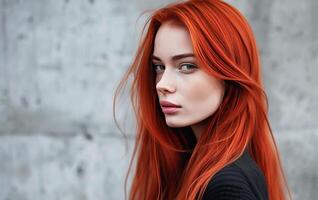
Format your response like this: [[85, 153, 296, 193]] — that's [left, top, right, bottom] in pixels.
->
[[156, 69, 176, 95]]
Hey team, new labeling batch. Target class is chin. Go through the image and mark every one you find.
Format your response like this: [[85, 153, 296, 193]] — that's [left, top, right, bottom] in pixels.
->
[[165, 121, 179, 128], [166, 120, 188, 128]]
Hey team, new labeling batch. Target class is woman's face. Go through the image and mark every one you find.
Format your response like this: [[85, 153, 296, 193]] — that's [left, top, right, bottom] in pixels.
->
[[152, 21, 225, 139]]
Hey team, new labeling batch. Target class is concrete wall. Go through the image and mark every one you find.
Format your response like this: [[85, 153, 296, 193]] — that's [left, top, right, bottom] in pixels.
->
[[0, 0, 317, 199]]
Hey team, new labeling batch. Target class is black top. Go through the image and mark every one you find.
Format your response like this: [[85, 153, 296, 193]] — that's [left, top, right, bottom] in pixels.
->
[[202, 150, 269, 200]]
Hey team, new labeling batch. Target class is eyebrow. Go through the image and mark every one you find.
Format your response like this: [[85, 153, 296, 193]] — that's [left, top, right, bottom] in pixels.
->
[[152, 53, 195, 61]]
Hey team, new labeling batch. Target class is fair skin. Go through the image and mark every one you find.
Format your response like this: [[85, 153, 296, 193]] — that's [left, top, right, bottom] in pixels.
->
[[152, 20, 225, 140]]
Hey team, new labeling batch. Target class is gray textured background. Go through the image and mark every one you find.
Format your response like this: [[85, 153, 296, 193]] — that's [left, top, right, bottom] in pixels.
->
[[0, 0, 317, 199]]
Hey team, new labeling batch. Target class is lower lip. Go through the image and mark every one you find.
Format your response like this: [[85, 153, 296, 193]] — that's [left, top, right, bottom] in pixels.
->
[[161, 106, 181, 114]]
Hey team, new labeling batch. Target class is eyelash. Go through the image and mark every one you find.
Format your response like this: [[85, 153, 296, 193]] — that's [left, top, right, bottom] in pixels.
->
[[152, 63, 197, 73]]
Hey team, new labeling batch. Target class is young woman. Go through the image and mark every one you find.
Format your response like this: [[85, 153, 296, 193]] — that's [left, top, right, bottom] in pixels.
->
[[113, 0, 291, 199]]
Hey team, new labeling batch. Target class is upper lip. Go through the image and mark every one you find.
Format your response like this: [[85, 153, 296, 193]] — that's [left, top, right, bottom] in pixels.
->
[[160, 100, 181, 107]]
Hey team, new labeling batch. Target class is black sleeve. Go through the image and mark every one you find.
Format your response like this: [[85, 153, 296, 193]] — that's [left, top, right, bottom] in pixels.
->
[[201, 165, 259, 200]]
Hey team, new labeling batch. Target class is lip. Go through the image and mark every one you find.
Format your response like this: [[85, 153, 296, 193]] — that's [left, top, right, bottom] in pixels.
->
[[159, 100, 181, 114], [159, 100, 181, 107], [161, 106, 181, 114]]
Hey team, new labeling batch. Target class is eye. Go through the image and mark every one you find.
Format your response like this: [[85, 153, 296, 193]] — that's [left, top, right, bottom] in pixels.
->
[[152, 64, 165, 73], [152, 63, 197, 74], [179, 63, 197, 73]]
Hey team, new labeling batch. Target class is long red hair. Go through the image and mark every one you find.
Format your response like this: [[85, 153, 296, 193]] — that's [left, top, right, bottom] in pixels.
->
[[113, 0, 291, 199]]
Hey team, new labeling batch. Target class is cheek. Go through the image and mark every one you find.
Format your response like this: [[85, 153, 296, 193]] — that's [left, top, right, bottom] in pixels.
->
[[182, 75, 224, 113]]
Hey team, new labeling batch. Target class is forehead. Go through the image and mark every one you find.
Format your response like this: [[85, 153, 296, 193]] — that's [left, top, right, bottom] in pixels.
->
[[153, 21, 194, 58]]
